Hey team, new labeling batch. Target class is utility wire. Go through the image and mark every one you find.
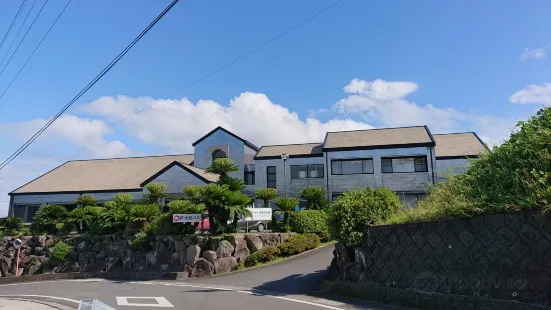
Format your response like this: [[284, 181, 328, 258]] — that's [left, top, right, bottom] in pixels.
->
[[0, 0, 180, 171], [0, 0, 37, 69], [17, 0, 345, 164], [0, 0, 50, 77], [0, 0, 28, 51], [0, 0, 72, 99]]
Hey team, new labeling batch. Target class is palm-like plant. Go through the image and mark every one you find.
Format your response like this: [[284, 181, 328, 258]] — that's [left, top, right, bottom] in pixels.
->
[[34, 204, 67, 234], [224, 191, 252, 228], [167, 200, 205, 214], [299, 186, 329, 210], [67, 206, 103, 233], [255, 188, 279, 230], [221, 177, 245, 191], [274, 197, 299, 232], [75, 194, 97, 207], [130, 204, 159, 227], [182, 185, 203, 201], [143, 183, 168, 203], [207, 158, 239, 181]]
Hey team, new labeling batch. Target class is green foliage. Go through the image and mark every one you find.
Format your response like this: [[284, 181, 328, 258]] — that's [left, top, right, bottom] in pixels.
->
[[233, 259, 245, 271], [244, 246, 280, 267], [289, 210, 331, 241], [206, 158, 239, 180], [384, 107, 551, 224], [274, 197, 299, 232], [49, 242, 70, 261], [130, 204, 159, 224], [278, 234, 320, 256], [18, 226, 31, 236], [167, 200, 205, 214], [67, 206, 103, 233], [255, 188, 279, 205], [143, 183, 168, 205], [0, 217, 23, 234], [220, 177, 245, 191], [154, 200, 205, 235], [75, 194, 97, 207], [330, 187, 400, 246], [299, 186, 329, 210], [130, 222, 158, 250], [34, 205, 68, 234]]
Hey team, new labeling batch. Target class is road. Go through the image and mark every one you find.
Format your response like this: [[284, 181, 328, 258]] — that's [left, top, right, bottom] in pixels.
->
[[0, 245, 394, 310]]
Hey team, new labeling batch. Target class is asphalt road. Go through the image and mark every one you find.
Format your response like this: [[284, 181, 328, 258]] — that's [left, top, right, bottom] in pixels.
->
[[0, 245, 395, 310]]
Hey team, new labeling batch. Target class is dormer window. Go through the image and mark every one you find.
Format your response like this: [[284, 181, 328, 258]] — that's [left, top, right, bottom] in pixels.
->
[[212, 149, 227, 161]]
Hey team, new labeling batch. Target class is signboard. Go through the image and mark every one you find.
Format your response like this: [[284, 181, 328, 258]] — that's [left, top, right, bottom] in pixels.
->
[[173, 214, 201, 223], [245, 208, 272, 221]]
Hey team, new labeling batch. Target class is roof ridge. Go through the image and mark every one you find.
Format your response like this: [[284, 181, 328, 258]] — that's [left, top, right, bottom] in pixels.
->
[[260, 142, 323, 147], [68, 154, 193, 162], [325, 125, 426, 134], [433, 132, 476, 136]]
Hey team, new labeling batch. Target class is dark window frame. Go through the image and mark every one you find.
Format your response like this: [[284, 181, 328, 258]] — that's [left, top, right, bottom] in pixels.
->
[[290, 164, 324, 179], [267, 166, 277, 188], [330, 158, 374, 175], [381, 156, 429, 173], [212, 149, 227, 161], [244, 170, 255, 185]]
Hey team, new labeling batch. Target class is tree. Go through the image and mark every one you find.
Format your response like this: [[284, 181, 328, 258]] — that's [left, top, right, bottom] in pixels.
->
[[299, 186, 329, 210], [255, 188, 279, 230], [274, 197, 299, 232], [130, 204, 159, 228], [224, 191, 252, 228], [143, 183, 168, 213], [207, 158, 239, 181], [221, 177, 245, 191], [0, 217, 23, 235], [75, 194, 97, 207], [34, 204, 68, 234]]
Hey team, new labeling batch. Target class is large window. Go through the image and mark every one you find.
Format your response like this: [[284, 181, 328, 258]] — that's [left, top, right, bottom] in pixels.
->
[[331, 159, 374, 175], [244, 170, 255, 185], [381, 156, 428, 173], [13, 205, 41, 223], [290, 164, 324, 179], [267, 166, 277, 188]]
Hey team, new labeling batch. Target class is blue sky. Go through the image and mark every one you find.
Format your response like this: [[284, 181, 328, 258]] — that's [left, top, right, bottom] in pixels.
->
[[0, 0, 550, 214]]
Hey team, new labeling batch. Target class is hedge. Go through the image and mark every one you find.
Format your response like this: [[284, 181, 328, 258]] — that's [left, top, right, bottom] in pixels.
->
[[289, 210, 331, 242], [278, 234, 320, 256], [244, 246, 280, 267]]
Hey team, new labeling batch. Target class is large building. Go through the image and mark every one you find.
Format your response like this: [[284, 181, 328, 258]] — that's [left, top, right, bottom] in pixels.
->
[[7, 126, 487, 223]]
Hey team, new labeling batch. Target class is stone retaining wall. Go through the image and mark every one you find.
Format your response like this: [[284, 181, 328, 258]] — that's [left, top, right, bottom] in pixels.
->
[[326, 210, 551, 309], [0, 233, 293, 278]]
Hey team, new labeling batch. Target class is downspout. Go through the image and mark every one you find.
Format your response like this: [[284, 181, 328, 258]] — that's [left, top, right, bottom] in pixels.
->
[[8, 194, 14, 217], [430, 146, 436, 184], [326, 151, 330, 202]]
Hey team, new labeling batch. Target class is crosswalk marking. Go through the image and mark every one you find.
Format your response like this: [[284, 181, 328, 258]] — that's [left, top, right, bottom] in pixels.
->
[[116, 297, 173, 307]]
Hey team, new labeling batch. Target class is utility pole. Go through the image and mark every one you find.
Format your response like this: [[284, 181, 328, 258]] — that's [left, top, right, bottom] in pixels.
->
[[281, 153, 289, 197]]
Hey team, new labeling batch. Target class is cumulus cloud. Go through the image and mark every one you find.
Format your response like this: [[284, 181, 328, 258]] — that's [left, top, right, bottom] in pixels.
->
[[335, 79, 466, 132], [78, 92, 374, 151], [510, 83, 551, 105], [520, 44, 549, 61]]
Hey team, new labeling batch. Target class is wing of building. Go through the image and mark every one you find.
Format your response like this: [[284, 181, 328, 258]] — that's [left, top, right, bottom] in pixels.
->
[[8, 126, 487, 222]]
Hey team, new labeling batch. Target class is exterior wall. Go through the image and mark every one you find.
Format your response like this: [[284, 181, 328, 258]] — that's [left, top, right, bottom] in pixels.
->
[[435, 158, 472, 181], [193, 129, 245, 180], [141, 165, 206, 195], [326, 147, 435, 201]]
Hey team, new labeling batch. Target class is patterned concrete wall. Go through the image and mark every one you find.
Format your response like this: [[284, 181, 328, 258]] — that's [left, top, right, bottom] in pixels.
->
[[356, 210, 551, 304]]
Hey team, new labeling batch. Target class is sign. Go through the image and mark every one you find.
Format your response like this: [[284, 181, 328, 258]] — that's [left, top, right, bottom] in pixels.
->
[[173, 214, 201, 223], [13, 239, 22, 250], [245, 208, 272, 221]]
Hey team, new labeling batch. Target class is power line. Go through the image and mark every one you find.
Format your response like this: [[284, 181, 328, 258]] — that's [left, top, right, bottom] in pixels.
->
[[0, 0, 28, 52], [0, 0, 180, 171], [0, 0, 37, 69], [10, 0, 345, 166], [0, 0, 50, 77], [0, 0, 72, 100]]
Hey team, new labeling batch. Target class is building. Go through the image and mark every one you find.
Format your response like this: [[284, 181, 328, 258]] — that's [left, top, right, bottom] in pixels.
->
[[7, 126, 487, 222]]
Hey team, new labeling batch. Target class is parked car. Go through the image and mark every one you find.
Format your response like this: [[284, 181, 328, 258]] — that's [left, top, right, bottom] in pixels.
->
[[236, 219, 266, 232]]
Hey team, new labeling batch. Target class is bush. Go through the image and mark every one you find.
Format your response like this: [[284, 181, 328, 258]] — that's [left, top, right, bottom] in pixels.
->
[[289, 210, 331, 242], [34, 205, 68, 234], [299, 186, 329, 210], [0, 217, 23, 233], [244, 246, 280, 267], [330, 187, 400, 246], [49, 242, 70, 261], [278, 234, 320, 256]]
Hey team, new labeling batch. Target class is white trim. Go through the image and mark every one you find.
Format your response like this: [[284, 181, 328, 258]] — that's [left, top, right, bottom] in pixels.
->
[[116, 296, 173, 307]]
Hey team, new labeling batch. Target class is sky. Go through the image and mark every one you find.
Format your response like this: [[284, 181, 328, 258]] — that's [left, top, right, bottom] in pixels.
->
[[0, 0, 550, 215]]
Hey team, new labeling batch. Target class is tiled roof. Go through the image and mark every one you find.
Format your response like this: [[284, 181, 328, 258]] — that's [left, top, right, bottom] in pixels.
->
[[323, 126, 434, 150], [434, 133, 488, 158], [255, 143, 323, 159], [11, 154, 194, 194]]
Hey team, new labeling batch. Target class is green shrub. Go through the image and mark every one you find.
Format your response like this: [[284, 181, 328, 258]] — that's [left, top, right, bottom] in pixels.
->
[[244, 246, 280, 267], [49, 242, 70, 261], [299, 186, 329, 210], [289, 210, 331, 241], [274, 197, 299, 232], [330, 187, 400, 246], [0, 217, 23, 233], [278, 234, 320, 256], [34, 205, 68, 234]]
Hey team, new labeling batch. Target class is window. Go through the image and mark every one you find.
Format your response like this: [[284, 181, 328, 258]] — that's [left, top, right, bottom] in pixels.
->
[[26, 206, 40, 221], [382, 156, 428, 173], [267, 166, 277, 188], [331, 159, 373, 175], [212, 149, 227, 161], [290, 164, 324, 179], [13, 205, 41, 223], [13, 205, 26, 220], [244, 171, 255, 185]]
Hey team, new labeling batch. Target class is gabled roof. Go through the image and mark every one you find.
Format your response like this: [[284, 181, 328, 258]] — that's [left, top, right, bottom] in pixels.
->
[[434, 132, 488, 159], [140, 161, 219, 186], [323, 126, 435, 151], [254, 143, 323, 160], [192, 126, 259, 151], [10, 154, 194, 195]]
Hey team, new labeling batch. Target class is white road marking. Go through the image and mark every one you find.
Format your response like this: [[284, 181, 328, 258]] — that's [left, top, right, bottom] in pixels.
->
[[116, 296, 173, 307], [0, 294, 81, 304]]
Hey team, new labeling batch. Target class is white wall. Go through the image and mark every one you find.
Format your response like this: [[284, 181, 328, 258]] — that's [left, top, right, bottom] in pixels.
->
[[193, 129, 245, 180]]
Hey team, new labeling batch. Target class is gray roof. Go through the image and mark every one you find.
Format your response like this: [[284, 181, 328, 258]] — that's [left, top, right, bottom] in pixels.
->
[[323, 126, 434, 150], [11, 154, 194, 194], [178, 162, 220, 183], [434, 133, 487, 158], [255, 143, 323, 159]]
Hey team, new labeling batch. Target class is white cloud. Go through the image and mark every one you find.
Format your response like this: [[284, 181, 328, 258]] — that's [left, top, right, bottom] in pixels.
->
[[335, 79, 466, 132], [78, 93, 374, 152], [520, 44, 549, 61], [510, 83, 551, 105]]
